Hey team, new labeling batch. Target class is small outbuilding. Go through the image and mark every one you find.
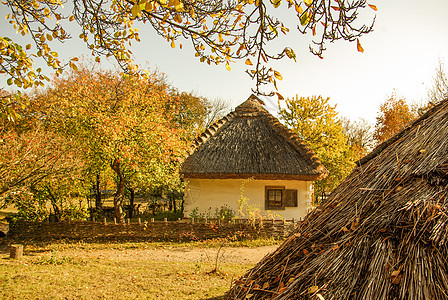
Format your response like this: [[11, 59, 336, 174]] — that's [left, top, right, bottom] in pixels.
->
[[181, 95, 328, 220]]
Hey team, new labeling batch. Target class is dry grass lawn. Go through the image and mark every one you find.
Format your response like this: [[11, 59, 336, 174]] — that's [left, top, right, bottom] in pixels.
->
[[0, 240, 278, 299]]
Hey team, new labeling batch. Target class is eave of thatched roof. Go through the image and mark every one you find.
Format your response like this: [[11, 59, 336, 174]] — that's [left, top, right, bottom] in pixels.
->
[[226, 98, 448, 300], [181, 95, 328, 181]]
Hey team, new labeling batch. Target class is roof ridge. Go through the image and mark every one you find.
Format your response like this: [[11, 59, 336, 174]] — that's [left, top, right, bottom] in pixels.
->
[[188, 111, 236, 154]]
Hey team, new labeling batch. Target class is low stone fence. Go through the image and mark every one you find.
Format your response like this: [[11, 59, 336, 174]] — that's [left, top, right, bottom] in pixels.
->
[[7, 218, 299, 242]]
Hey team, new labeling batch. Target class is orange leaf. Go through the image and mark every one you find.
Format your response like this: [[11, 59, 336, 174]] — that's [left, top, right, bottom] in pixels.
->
[[245, 58, 253, 65], [303, 249, 309, 255], [357, 38, 364, 53], [274, 70, 282, 80], [368, 4, 378, 11], [331, 6, 340, 10]]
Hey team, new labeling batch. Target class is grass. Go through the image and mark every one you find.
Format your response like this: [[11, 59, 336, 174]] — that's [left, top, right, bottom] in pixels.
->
[[1, 258, 247, 299], [0, 239, 280, 299]]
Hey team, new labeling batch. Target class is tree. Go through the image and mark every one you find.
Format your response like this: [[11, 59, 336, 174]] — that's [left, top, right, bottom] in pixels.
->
[[1, 0, 376, 94], [373, 93, 417, 145], [0, 118, 83, 218], [204, 98, 231, 128], [163, 90, 210, 139], [278, 95, 355, 203], [426, 59, 448, 105], [31, 65, 190, 222], [342, 117, 374, 160]]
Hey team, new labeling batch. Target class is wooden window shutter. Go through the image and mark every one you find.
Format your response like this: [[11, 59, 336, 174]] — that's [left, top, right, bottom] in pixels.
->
[[284, 189, 298, 207]]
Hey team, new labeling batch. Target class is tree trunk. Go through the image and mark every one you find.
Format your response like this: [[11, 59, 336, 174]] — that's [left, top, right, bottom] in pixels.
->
[[129, 187, 135, 219], [111, 158, 125, 223], [169, 197, 173, 211], [95, 174, 102, 209], [46, 185, 61, 222]]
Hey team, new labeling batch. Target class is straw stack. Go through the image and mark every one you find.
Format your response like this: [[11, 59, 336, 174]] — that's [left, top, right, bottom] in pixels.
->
[[226, 99, 448, 299]]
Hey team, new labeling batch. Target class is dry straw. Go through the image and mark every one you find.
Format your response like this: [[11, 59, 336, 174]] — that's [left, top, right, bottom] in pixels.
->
[[225, 99, 448, 299], [182, 95, 327, 181]]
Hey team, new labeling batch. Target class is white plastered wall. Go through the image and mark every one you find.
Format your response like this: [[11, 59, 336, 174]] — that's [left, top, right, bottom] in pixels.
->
[[183, 178, 313, 220]]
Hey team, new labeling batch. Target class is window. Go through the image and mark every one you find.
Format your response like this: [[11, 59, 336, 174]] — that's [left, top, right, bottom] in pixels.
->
[[265, 186, 298, 210]]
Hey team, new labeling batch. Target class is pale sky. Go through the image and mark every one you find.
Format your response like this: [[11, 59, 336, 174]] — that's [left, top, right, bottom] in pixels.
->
[[2, 0, 448, 124]]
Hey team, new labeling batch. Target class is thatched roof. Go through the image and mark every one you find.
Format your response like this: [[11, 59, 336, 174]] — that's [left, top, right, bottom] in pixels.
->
[[181, 95, 328, 181], [226, 98, 448, 299]]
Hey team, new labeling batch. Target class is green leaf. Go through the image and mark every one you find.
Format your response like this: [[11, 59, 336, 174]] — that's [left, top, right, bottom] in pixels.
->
[[131, 4, 142, 18], [300, 11, 311, 26]]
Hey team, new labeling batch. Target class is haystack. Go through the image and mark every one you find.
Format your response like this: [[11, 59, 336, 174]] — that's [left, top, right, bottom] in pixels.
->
[[226, 98, 448, 299]]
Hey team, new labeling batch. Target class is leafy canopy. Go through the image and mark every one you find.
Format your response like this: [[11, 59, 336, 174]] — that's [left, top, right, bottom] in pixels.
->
[[373, 92, 417, 145], [279, 95, 356, 202], [1, 0, 376, 95]]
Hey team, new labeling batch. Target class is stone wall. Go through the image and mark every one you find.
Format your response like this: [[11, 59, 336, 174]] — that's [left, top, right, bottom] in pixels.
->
[[7, 219, 298, 242]]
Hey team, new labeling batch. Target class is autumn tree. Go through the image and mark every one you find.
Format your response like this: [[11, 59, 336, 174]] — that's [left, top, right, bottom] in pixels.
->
[[279, 95, 355, 203], [1, 0, 376, 95], [0, 109, 83, 220], [373, 93, 417, 145], [32, 65, 190, 222]]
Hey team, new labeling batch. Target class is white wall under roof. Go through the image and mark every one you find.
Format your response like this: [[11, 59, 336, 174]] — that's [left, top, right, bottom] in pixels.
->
[[183, 178, 313, 220]]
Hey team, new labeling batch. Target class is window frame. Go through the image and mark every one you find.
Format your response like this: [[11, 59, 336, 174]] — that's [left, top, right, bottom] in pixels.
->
[[265, 186, 285, 210], [265, 186, 298, 210]]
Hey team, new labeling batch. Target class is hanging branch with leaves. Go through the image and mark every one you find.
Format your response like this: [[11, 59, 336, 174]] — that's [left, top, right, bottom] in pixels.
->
[[1, 0, 376, 96]]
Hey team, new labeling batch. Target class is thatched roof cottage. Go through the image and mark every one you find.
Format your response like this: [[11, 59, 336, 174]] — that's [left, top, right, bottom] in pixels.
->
[[226, 98, 448, 299], [181, 95, 328, 220]]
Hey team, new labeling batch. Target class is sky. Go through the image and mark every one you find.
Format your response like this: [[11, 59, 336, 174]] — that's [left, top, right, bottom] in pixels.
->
[[2, 0, 448, 124]]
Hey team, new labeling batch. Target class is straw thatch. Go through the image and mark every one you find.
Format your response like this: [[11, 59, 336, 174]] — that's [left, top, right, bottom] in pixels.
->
[[225, 98, 448, 300], [181, 95, 328, 181]]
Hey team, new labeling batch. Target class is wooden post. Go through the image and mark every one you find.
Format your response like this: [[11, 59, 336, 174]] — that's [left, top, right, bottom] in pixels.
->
[[92, 216, 95, 222], [127, 218, 130, 225], [138, 218, 141, 224], [151, 218, 154, 223], [163, 218, 167, 223], [10, 244, 23, 259], [205, 217, 208, 224], [191, 218, 195, 224], [114, 218, 117, 225], [178, 218, 181, 222], [103, 218, 107, 225]]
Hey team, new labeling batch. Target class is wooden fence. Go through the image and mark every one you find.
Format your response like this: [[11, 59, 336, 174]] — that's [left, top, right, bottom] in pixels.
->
[[7, 218, 299, 242]]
